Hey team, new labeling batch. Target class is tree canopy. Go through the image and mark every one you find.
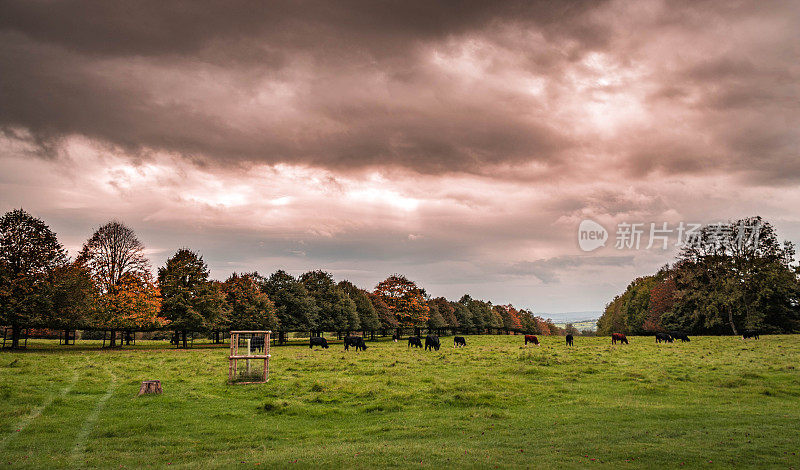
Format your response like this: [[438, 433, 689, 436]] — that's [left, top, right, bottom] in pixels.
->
[[598, 217, 800, 335]]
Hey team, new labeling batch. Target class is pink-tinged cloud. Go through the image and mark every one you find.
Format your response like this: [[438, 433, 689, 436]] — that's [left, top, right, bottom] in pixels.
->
[[1, 0, 798, 313]]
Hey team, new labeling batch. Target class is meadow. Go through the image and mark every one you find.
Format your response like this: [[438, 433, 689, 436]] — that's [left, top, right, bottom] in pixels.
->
[[1, 335, 799, 469]]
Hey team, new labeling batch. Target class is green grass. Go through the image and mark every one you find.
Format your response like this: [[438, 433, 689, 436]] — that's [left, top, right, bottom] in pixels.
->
[[1, 335, 799, 469]]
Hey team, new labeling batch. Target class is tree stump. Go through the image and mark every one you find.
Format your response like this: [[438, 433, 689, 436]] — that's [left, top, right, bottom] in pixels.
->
[[137, 380, 162, 396]]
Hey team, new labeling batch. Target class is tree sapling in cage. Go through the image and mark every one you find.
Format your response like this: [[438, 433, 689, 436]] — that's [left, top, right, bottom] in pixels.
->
[[228, 331, 271, 384]]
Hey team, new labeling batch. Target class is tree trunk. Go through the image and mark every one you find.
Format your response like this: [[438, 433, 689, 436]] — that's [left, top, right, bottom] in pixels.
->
[[11, 325, 21, 349], [728, 306, 738, 336], [181, 330, 188, 348], [109, 330, 117, 347], [138, 380, 163, 396], [64, 329, 72, 345]]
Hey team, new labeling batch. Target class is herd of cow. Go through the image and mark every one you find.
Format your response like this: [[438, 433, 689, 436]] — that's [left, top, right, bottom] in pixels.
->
[[301, 330, 763, 351]]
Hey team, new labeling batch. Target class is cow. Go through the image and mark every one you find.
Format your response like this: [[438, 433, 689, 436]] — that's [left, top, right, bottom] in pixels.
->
[[671, 332, 690, 342], [565, 334, 573, 347], [309, 337, 329, 349], [742, 330, 760, 340], [344, 336, 368, 351], [611, 333, 628, 344], [425, 335, 440, 351], [524, 335, 539, 345], [454, 336, 466, 347], [655, 332, 673, 343], [251, 335, 265, 352], [408, 336, 423, 348]]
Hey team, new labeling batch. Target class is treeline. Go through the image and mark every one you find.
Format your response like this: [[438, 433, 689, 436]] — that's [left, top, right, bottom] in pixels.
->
[[0, 209, 562, 348], [598, 217, 800, 336]]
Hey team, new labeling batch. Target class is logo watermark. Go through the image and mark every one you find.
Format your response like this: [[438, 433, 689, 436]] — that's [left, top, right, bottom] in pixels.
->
[[578, 219, 608, 252], [578, 219, 762, 252]]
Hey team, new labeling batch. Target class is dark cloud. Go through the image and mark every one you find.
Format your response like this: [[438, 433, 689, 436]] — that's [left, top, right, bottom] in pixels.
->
[[2, 0, 797, 180], [0, 0, 607, 173]]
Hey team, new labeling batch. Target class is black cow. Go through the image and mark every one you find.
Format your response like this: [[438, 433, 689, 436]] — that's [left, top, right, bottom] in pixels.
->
[[671, 332, 690, 342], [454, 336, 466, 347], [408, 336, 422, 348], [655, 332, 673, 343], [565, 334, 573, 347], [742, 330, 760, 340], [250, 335, 265, 352], [309, 337, 329, 349], [344, 336, 368, 351], [425, 335, 440, 351]]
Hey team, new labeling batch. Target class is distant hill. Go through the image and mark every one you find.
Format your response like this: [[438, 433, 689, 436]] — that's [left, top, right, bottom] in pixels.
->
[[540, 311, 600, 331]]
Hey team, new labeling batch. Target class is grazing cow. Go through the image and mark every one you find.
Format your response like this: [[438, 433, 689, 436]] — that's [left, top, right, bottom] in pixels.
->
[[742, 330, 760, 340], [408, 336, 423, 348], [655, 332, 673, 343], [309, 337, 329, 349], [611, 333, 629, 344], [454, 336, 466, 347], [251, 335, 265, 352], [425, 335, 440, 351], [524, 335, 539, 345], [671, 332, 690, 342], [565, 334, 573, 347], [344, 336, 368, 351]]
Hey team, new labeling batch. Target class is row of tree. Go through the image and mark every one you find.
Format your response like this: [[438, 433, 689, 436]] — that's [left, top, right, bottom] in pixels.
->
[[598, 217, 800, 336], [0, 209, 563, 348]]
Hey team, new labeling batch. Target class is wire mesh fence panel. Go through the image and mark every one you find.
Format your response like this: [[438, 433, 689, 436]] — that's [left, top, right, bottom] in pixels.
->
[[228, 331, 271, 384]]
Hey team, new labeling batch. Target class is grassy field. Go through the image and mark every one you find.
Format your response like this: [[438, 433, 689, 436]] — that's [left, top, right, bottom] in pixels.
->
[[1, 335, 799, 469]]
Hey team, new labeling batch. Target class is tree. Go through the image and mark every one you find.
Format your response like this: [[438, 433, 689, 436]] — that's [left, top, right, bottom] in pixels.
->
[[78, 221, 162, 346], [300, 270, 358, 336], [369, 292, 398, 332], [93, 273, 165, 339], [46, 262, 97, 342], [0, 209, 68, 348], [428, 297, 458, 333], [425, 298, 448, 333], [564, 323, 579, 336], [460, 295, 491, 334], [600, 217, 800, 336], [223, 273, 279, 331], [158, 249, 229, 348], [644, 269, 677, 332], [452, 301, 473, 333], [497, 304, 523, 333], [339, 280, 380, 335], [517, 309, 538, 334], [262, 270, 318, 343], [374, 275, 429, 334]]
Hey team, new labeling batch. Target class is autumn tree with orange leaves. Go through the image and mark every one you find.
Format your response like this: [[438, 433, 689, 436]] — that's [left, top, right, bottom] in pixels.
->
[[78, 221, 166, 346], [374, 275, 429, 333]]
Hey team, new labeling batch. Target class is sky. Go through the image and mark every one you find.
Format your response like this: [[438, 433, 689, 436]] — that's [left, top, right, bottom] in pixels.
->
[[1, 0, 799, 315]]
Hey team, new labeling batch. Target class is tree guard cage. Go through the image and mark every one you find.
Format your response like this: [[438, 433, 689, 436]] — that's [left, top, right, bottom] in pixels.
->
[[228, 331, 271, 384]]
